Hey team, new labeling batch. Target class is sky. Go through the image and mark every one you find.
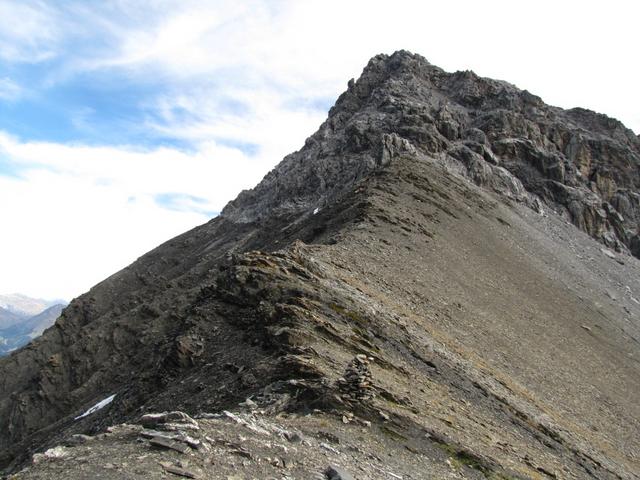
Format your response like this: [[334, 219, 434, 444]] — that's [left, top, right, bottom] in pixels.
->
[[0, 0, 638, 301]]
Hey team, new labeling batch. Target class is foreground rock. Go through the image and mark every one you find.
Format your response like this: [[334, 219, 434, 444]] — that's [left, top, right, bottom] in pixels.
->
[[9, 410, 467, 479]]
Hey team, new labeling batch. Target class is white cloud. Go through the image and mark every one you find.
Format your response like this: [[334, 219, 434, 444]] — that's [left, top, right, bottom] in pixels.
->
[[0, 0, 639, 300], [0, 1, 61, 62], [0, 42, 328, 298], [5, 1, 638, 129], [52, 0, 637, 132], [0, 131, 303, 300], [0, 77, 23, 101], [146, 85, 327, 158]]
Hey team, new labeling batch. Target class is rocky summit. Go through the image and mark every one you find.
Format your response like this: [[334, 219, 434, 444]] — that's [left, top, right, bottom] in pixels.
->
[[1, 51, 639, 479]]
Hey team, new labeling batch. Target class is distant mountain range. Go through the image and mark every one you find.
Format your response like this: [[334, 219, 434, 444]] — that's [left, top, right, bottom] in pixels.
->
[[0, 295, 66, 356]]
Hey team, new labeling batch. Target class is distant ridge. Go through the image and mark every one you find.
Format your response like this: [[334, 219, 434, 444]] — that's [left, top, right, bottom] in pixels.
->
[[0, 293, 65, 319], [0, 298, 66, 356]]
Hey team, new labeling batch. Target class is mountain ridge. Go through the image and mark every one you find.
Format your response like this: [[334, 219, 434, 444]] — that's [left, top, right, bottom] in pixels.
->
[[1, 51, 639, 479], [0, 294, 64, 329]]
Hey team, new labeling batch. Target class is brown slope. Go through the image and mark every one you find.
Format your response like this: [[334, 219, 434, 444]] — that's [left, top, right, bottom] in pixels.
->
[[318, 155, 640, 478], [1, 51, 640, 479]]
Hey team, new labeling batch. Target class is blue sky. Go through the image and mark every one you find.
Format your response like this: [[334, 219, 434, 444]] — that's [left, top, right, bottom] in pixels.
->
[[0, 0, 638, 300]]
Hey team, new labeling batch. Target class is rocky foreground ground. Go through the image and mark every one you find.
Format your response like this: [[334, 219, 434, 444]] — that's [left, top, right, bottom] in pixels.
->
[[11, 408, 480, 480]]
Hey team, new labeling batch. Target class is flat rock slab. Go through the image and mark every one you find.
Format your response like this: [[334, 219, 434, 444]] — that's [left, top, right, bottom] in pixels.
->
[[141, 411, 199, 429], [162, 464, 199, 478], [148, 437, 190, 454]]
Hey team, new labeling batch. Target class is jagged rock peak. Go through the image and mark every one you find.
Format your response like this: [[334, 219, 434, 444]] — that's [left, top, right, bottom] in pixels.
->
[[222, 50, 640, 257]]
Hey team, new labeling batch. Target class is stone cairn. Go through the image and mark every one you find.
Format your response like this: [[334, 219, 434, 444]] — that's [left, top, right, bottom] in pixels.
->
[[337, 354, 375, 402]]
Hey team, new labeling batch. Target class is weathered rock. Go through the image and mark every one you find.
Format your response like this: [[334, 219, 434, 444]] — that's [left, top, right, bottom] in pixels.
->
[[380, 133, 416, 166], [221, 51, 640, 257], [63, 434, 94, 446], [325, 465, 355, 480], [148, 436, 191, 454], [32, 446, 69, 464], [162, 463, 199, 478], [140, 411, 199, 430]]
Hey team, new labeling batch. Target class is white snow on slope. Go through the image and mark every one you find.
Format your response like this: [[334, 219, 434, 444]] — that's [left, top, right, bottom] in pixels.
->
[[74, 394, 116, 420]]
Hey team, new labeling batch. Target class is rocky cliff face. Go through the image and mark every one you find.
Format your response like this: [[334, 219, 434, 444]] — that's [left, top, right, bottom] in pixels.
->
[[1, 51, 639, 479], [225, 52, 640, 255]]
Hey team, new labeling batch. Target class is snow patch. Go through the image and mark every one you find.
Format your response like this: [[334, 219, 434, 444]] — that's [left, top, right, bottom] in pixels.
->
[[74, 394, 116, 420]]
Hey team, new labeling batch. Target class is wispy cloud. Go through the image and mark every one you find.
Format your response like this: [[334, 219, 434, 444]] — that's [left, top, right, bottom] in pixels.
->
[[0, 132, 270, 211], [0, 131, 274, 299], [0, 1, 61, 62], [0, 0, 638, 300], [154, 192, 218, 216], [4, 1, 638, 134], [0, 77, 24, 101]]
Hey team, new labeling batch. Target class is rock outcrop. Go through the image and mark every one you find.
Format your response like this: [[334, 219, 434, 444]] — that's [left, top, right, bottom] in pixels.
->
[[224, 51, 640, 255], [1, 51, 639, 479]]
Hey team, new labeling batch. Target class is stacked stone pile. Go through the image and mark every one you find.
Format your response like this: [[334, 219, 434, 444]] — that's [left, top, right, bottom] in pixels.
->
[[337, 354, 375, 402]]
